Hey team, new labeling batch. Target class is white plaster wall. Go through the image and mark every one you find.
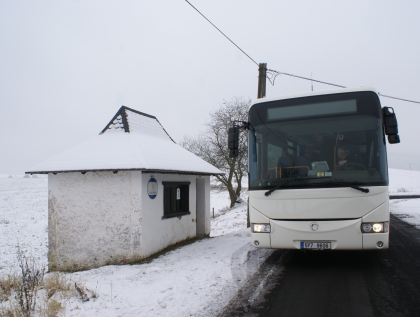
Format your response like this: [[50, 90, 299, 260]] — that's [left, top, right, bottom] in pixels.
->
[[140, 173, 197, 258], [196, 176, 211, 237], [204, 176, 211, 235], [48, 171, 211, 271], [48, 171, 142, 271]]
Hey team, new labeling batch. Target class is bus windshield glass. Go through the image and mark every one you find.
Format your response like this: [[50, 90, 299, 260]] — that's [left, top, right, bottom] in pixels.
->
[[248, 91, 388, 190]]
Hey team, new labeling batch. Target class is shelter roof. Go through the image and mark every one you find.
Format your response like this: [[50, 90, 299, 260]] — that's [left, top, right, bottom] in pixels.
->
[[26, 106, 223, 175]]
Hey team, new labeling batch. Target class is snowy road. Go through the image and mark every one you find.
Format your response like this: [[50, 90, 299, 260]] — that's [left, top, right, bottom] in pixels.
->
[[220, 209, 420, 317]]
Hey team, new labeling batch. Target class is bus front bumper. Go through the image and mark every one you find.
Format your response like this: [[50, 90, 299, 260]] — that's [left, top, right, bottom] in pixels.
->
[[251, 219, 389, 250]]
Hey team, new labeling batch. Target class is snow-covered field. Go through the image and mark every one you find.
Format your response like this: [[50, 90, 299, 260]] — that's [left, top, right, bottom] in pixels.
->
[[388, 168, 420, 195], [1, 169, 420, 316], [0, 174, 48, 274]]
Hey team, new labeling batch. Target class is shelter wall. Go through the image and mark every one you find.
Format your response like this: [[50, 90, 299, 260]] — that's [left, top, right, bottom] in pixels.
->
[[140, 173, 197, 258], [196, 176, 211, 237], [48, 171, 142, 271]]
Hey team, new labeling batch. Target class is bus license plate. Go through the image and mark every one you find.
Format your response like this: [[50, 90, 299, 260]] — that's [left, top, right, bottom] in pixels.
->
[[300, 242, 331, 250]]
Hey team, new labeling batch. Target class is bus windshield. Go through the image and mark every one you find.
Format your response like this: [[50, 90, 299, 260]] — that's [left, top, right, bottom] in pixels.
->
[[248, 92, 388, 190]]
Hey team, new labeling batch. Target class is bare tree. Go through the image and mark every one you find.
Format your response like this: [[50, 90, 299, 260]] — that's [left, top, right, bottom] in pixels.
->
[[181, 97, 250, 208]]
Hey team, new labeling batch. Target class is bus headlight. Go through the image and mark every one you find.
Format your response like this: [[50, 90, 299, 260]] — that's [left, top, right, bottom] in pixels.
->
[[361, 222, 389, 233], [372, 223, 383, 233], [252, 224, 271, 233]]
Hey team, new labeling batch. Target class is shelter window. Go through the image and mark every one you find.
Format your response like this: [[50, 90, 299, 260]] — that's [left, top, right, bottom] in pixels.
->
[[162, 182, 191, 219]]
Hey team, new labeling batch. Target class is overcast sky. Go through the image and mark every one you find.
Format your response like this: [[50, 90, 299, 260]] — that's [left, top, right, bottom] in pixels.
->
[[1, 0, 419, 174]]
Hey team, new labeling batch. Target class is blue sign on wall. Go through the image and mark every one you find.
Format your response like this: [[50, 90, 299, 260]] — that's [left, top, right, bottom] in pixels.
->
[[147, 178, 158, 199]]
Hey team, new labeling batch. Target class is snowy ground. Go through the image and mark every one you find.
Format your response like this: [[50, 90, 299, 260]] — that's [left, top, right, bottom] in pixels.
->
[[0, 174, 48, 274], [388, 168, 420, 195], [1, 169, 420, 316]]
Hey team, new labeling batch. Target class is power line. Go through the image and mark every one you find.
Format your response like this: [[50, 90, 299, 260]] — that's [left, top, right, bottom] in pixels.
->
[[185, 1, 420, 105], [185, 0, 259, 67], [268, 69, 420, 104], [377, 94, 420, 105], [267, 69, 346, 88]]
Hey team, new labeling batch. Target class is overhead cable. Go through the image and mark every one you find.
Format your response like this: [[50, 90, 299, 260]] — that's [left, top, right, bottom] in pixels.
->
[[185, 1, 420, 105], [268, 70, 420, 104], [377, 94, 420, 105], [185, 0, 259, 66], [267, 69, 346, 88]]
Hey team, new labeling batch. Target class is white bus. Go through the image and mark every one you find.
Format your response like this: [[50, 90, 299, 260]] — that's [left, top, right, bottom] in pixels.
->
[[229, 87, 400, 250]]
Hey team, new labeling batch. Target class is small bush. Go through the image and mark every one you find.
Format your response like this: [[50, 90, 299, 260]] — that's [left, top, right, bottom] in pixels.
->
[[397, 187, 409, 193], [0, 248, 94, 317], [16, 248, 45, 314]]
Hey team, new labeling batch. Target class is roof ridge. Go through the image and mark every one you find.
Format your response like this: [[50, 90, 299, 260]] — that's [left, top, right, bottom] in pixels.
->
[[100, 106, 128, 134], [99, 106, 176, 143], [121, 106, 157, 120]]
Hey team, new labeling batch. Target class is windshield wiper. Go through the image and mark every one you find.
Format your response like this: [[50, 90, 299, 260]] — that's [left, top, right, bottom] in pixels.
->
[[333, 181, 369, 193], [265, 177, 329, 197]]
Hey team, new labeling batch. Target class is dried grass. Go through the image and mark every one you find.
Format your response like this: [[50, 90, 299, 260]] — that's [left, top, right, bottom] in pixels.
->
[[0, 274, 21, 302], [74, 282, 97, 302], [43, 273, 76, 300], [0, 303, 27, 317], [38, 299, 64, 317]]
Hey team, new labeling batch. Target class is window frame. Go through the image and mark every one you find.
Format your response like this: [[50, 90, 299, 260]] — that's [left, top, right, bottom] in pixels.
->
[[162, 181, 191, 219]]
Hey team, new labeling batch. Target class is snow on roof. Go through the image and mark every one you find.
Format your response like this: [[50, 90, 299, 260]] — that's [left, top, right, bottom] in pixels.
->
[[26, 107, 223, 175], [100, 106, 174, 142]]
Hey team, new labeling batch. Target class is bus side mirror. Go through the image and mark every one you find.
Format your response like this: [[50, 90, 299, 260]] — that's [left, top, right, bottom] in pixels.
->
[[228, 127, 239, 158], [383, 107, 400, 144]]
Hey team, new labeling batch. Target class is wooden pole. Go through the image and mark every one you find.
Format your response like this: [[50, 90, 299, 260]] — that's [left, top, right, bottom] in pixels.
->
[[257, 63, 267, 99]]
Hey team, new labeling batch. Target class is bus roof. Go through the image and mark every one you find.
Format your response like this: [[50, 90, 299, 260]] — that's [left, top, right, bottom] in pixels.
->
[[252, 87, 379, 105]]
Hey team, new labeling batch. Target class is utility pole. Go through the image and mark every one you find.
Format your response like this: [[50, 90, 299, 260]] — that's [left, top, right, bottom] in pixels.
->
[[257, 63, 267, 99]]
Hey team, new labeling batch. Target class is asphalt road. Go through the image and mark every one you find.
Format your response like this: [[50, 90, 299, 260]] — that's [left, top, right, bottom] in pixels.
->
[[220, 214, 420, 317]]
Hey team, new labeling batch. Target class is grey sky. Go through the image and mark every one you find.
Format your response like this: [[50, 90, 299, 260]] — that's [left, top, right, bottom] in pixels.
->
[[1, 0, 419, 174]]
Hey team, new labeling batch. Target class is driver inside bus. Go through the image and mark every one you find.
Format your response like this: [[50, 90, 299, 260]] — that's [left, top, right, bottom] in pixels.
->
[[337, 145, 363, 167]]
